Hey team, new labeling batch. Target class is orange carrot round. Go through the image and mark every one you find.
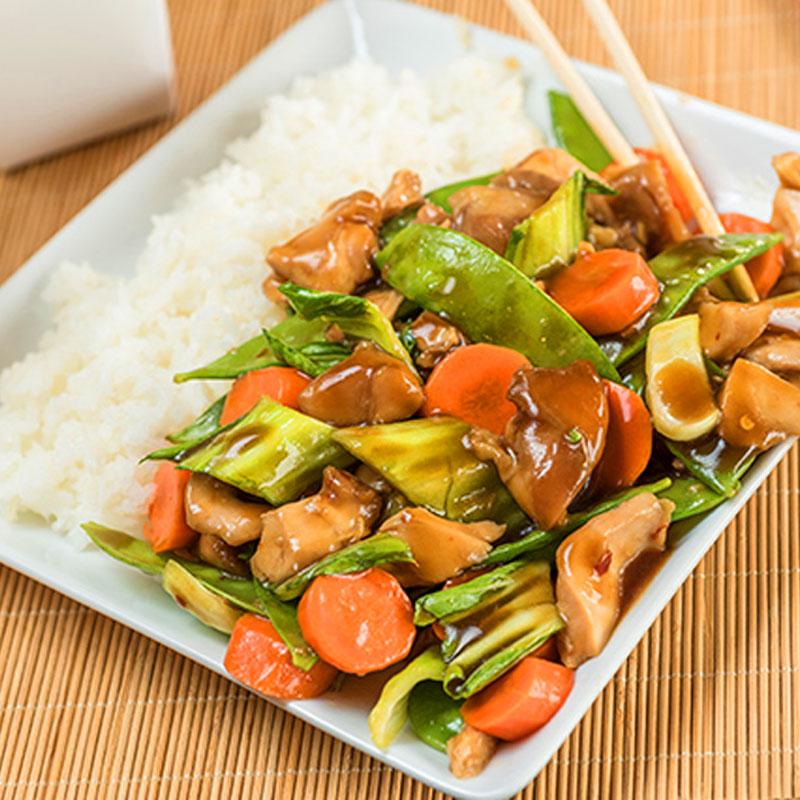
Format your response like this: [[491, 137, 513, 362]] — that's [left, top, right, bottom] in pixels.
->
[[220, 366, 310, 425], [422, 343, 529, 435], [224, 614, 337, 700], [461, 657, 574, 741], [547, 248, 660, 336], [719, 212, 784, 298], [592, 380, 653, 492], [634, 147, 693, 223], [143, 462, 196, 553], [297, 569, 416, 675]]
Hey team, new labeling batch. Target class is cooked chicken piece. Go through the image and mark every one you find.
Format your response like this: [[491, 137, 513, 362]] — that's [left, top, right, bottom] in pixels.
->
[[449, 185, 544, 255], [768, 297, 800, 334], [743, 334, 800, 373], [719, 357, 800, 449], [251, 467, 382, 584], [510, 147, 604, 185], [414, 201, 452, 227], [266, 190, 381, 295], [381, 169, 422, 220], [185, 473, 269, 547], [447, 724, 498, 779], [297, 340, 423, 426], [467, 360, 608, 531], [590, 161, 688, 256], [361, 286, 405, 321], [408, 310, 467, 369], [490, 168, 560, 198], [774, 152, 800, 189], [196, 533, 250, 578], [698, 300, 771, 362], [378, 507, 505, 586], [556, 492, 674, 668], [261, 273, 291, 308], [771, 186, 800, 287]]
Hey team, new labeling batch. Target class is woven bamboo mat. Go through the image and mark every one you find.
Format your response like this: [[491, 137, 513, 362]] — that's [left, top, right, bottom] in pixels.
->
[[1, 1, 799, 798]]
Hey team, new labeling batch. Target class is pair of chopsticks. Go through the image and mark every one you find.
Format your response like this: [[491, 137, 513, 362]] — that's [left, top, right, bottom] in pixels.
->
[[505, 0, 759, 302]]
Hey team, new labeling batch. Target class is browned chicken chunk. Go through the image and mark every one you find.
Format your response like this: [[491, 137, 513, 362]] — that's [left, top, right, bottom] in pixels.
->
[[266, 190, 381, 295], [771, 186, 800, 288], [408, 310, 467, 369], [381, 169, 422, 220], [510, 147, 604, 185], [467, 360, 608, 530], [185, 473, 269, 547], [378, 507, 505, 586], [774, 152, 800, 189], [718, 358, 800, 449], [196, 533, 250, 578], [556, 492, 674, 668], [414, 201, 452, 227], [297, 340, 423, 426], [251, 467, 382, 584], [698, 300, 771, 362], [743, 334, 800, 373], [360, 286, 405, 321], [447, 725, 498, 779]]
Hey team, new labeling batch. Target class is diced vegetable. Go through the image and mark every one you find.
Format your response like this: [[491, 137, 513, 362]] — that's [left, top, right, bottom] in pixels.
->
[[224, 614, 337, 700], [333, 417, 527, 532], [505, 171, 614, 279], [297, 568, 416, 675], [220, 366, 310, 425], [408, 682, 465, 753], [547, 249, 660, 336], [143, 463, 197, 553], [548, 91, 613, 172], [720, 213, 784, 298], [422, 344, 529, 435], [460, 656, 573, 741], [368, 646, 446, 749], [173, 398, 352, 506], [166, 395, 226, 444], [378, 224, 620, 380], [646, 315, 720, 441]]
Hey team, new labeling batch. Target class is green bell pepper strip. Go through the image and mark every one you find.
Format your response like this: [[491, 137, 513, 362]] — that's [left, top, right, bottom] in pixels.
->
[[368, 646, 446, 749], [166, 395, 227, 444], [665, 436, 756, 498], [271, 533, 415, 601], [548, 90, 614, 172], [599, 233, 783, 367], [407, 682, 465, 753], [82, 523, 260, 613], [378, 224, 620, 380]]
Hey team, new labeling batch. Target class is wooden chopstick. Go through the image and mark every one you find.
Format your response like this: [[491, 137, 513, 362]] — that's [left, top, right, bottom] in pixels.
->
[[578, 0, 759, 302], [504, 0, 638, 167]]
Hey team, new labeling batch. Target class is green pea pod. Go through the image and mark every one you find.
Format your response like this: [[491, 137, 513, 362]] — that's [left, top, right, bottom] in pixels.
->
[[482, 477, 672, 565], [252, 579, 319, 671], [272, 533, 415, 601], [600, 233, 783, 367], [333, 417, 527, 532], [657, 476, 727, 521], [665, 436, 756, 497], [378, 224, 620, 380], [548, 90, 614, 172], [166, 395, 227, 444], [407, 681, 465, 753]]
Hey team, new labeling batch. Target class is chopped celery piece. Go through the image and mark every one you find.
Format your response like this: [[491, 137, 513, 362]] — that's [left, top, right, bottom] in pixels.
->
[[176, 397, 352, 505], [548, 91, 614, 172], [332, 417, 527, 532]]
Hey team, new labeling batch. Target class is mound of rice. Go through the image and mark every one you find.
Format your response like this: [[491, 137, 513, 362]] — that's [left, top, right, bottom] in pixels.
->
[[0, 56, 543, 545]]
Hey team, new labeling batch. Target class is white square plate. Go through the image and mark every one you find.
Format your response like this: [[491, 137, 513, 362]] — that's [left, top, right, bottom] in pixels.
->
[[1, 2, 798, 798]]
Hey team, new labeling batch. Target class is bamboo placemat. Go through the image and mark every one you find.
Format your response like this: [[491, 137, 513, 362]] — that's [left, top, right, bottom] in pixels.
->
[[1, 1, 799, 798]]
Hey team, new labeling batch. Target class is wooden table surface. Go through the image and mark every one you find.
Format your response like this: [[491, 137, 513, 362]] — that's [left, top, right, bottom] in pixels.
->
[[1, 2, 800, 799]]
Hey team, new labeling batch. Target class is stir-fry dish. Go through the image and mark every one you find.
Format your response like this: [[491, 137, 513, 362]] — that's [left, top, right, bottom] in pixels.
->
[[85, 96, 800, 779]]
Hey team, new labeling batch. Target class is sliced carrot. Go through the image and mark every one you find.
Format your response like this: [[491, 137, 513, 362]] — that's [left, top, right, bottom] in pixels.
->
[[547, 248, 660, 336], [143, 462, 196, 553], [297, 568, 416, 675], [592, 380, 653, 492], [634, 147, 693, 223], [220, 366, 310, 425], [422, 343, 529, 435], [719, 212, 784, 299], [224, 614, 337, 700], [461, 657, 574, 741]]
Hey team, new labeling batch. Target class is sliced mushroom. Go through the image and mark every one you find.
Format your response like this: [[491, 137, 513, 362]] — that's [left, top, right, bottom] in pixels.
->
[[408, 310, 468, 369], [266, 190, 381, 295], [251, 467, 382, 584], [774, 152, 800, 189], [742, 333, 800, 373], [184, 473, 269, 547], [297, 340, 424, 426], [378, 507, 505, 587], [467, 360, 608, 531], [196, 533, 250, 578], [768, 296, 800, 334], [698, 300, 771, 362], [556, 492, 674, 668], [381, 169, 422, 220], [447, 724, 498, 779], [718, 357, 800, 449], [490, 168, 561, 198]]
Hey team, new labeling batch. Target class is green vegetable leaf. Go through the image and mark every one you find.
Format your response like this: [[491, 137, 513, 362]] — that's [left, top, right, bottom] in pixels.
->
[[548, 90, 614, 172], [261, 328, 325, 377]]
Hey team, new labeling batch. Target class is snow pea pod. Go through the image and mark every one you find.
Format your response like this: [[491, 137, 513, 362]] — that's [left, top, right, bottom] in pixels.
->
[[407, 682, 465, 753], [548, 90, 613, 172], [657, 476, 727, 520], [167, 395, 227, 444], [379, 225, 620, 380], [665, 436, 756, 497], [600, 233, 783, 367]]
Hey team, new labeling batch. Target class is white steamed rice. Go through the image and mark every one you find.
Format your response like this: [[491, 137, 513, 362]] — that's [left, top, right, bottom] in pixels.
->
[[0, 56, 543, 545]]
